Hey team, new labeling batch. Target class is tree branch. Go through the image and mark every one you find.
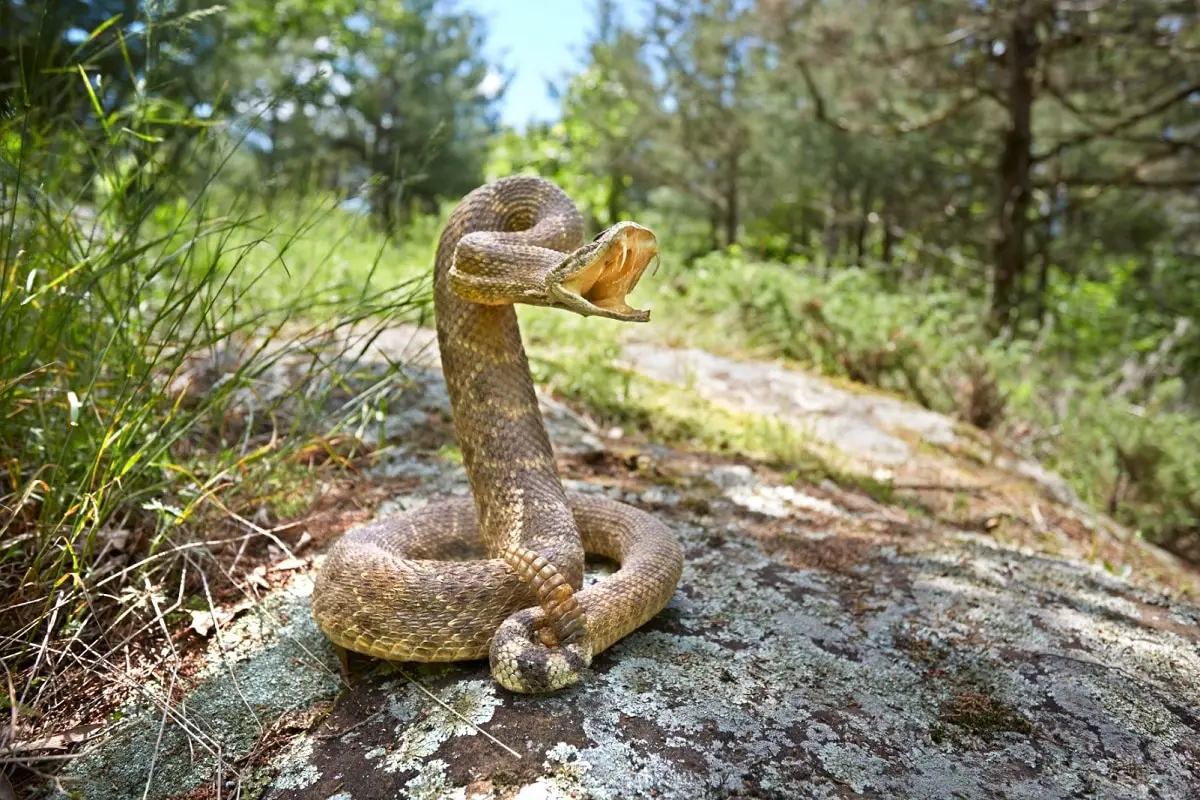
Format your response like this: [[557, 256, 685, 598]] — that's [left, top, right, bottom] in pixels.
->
[[1033, 81, 1200, 163], [866, 26, 978, 68], [1038, 174, 1200, 191], [795, 59, 847, 132], [894, 92, 985, 133]]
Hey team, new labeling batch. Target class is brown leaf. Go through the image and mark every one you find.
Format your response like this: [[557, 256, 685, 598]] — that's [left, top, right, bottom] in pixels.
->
[[246, 565, 271, 589], [188, 600, 251, 638]]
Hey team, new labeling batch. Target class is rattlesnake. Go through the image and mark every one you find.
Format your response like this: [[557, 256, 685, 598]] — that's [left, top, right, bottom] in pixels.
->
[[311, 177, 684, 693]]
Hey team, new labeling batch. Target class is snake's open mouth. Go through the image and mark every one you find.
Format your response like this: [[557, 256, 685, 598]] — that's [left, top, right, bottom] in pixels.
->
[[554, 222, 656, 322]]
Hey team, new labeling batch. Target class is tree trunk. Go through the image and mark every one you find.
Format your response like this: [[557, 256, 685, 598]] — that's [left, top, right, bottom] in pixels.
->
[[606, 169, 624, 228], [854, 186, 875, 264], [881, 216, 896, 267], [708, 204, 722, 252], [374, 175, 396, 232], [794, 202, 814, 260], [821, 201, 838, 274], [990, 7, 1040, 332], [1031, 182, 1063, 326], [722, 147, 740, 248], [853, 219, 867, 264]]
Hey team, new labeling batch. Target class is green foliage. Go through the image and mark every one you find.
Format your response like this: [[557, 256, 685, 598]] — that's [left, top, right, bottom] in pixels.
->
[[487, 0, 1199, 555], [214, 0, 499, 228], [0, 134, 424, 627], [487, 113, 624, 229], [0, 2, 439, 708], [520, 0, 1198, 331], [486, 2, 647, 229], [523, 308, 830, 480], [1, 0, 501, 230], [647, 249, 1200, 549]]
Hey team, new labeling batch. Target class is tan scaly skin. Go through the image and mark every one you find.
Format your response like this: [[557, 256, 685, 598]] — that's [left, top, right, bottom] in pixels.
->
[[311, 176, 685, 693]]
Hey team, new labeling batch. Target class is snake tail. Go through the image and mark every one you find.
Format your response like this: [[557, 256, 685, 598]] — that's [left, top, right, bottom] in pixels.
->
[[501, 543, 590, 646]]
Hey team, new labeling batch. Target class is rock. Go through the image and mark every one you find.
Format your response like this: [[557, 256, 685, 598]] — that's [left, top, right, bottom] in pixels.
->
[[273, 512, 1197, 800], [705, 464, 755, 489], [708, 466, 847, 520], [61, 576, 342, 800], [53, 336, 1200, 800], [60, 456, 1200, 800], [1006, 455, 1083, 509], [638, 485, 679, 507], [619, 345, 958, 465]]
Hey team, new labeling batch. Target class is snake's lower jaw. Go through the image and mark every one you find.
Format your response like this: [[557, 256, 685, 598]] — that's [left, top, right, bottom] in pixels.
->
[[551, 222, 656, 322]]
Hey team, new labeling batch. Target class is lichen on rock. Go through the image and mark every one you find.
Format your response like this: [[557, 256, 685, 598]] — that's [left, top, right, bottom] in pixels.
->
[[259, 469, 1198, 799], [51, 347, 1200, 800], [56, 576, 342, 800]]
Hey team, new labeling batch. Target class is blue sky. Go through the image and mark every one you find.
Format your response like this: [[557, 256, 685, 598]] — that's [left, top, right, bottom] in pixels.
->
[[69, 0, 630, 129], [66, 3, 1200, 136], [465, 0, 636, 128]]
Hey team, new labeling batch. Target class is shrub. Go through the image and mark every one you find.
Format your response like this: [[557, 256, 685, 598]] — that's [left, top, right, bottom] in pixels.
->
[[647, 250, 1200, 552]]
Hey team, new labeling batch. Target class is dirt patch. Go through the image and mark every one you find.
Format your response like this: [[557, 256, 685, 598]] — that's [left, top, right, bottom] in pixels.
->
[[939, 691, 1034, 739], [751, 525, 881, 576]]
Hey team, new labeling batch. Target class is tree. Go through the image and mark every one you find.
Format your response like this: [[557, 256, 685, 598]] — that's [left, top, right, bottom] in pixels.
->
[[1, 0, 501, 229], [212, 0, 499, 228], [840, 0, 1200, 329]]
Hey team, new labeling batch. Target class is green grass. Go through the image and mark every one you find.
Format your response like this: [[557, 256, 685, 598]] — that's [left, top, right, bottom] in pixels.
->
[[0, 123, 430, 717], [520, 308, 907, 506], [171, 192, 444, 312], [635, 248, 1200, 551]]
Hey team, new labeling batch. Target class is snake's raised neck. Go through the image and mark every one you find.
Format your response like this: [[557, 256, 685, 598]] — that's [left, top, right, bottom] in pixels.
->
[[432, 177, 588, 590]]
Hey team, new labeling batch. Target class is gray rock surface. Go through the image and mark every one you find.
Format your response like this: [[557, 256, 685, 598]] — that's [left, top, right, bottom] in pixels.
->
[[267, 483, 1200, 800], [619, 344, 957, 465], [347, 326, 1076, 504], [55, 342, 1199, 800]]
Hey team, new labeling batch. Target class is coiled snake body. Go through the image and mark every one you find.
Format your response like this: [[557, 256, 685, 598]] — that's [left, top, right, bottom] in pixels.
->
[[311, 177, 684, 693]]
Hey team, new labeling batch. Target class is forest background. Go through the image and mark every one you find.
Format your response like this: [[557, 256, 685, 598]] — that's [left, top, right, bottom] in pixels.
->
[[1, 0, 1198, 714]]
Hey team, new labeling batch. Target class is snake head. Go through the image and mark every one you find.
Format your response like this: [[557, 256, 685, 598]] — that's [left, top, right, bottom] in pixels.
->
[[548, 221, 657, 322]]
